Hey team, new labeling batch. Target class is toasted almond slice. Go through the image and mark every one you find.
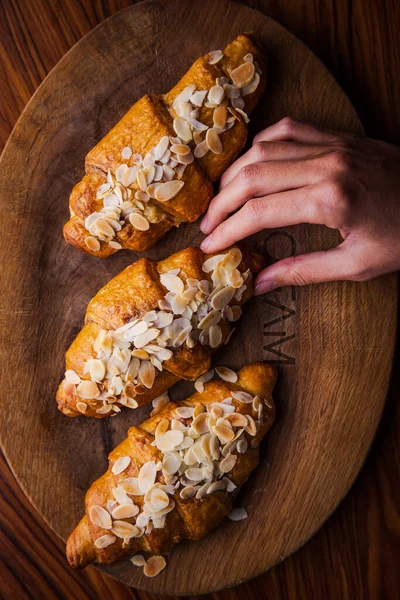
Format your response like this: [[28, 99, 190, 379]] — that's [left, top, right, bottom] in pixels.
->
[[228, 507, 248, 521], [191, 412, 209, 435], [173, 84, 196, 110], [143, 555, 167, 578], [219, 453, 237, 473], [194, 140, 209, 158], [157, 429, 184, 452], [230, 61, 255, 88], [111, 456, 131, 475], [208, 84, 225, 106], [153, 135, 170, 160], [155, 418, 170, 439], [198, 309, 222, 330], [136, 169, 147, 191], [111, 521, 141, 539], [94, 533, 117, 549], [97, 182, 111, 197], [148, 488, 170, 512], [236, 108, 250, 123], [111, 503, 139, 519], [119, 477, 141, 495], [223, 83, 240, 98], [65, 369, 80, 385], [115, 164, 129, 182], [119, 397, 139, 409], [245, 414, 257, 436], [89, 359, 106, 382], [143, 165, 156, 186], [209, 324, 223, 348], [180, 485, 196, 499], [109, 241, 122, 250], [194, 369, 215, 392], [195, 481, 212, 499], [96, 404, 112, 415], [208, 49, 223, 64], [175, 151, 194, 165], [77, 380, 100, 399], [213, 424, 235, 444], [121, 146, 132, 159], [162, 451, 181, 475], [206, 128, 223, 154], [231, 96, 245, 110], [207, 480, 226, 494], [232, 390, 254, 404], [76, 401, 87, 413], [173, 117, 192, 142], [226, 305, 242, 322], [89, 505, 112, 529], [175, 406, 194, 419], [131, 554, 146, 566], [213, 104, 227, 129], [172, 325, 192, 348], [226, 412, 248, 428], [129, 212, 150, 231], [236, 438, 248, 454], [138, 461, 157, 494], [241, 71, 260, 96], [170, 143, 190, 155], [160, 272, 184, 294], [84, 236, 101, 252], [211, 286, 236, 310], [187, 116, 208, 132], [155, 180, 185, 202], [190, 89, 208, 107], [215, 366, 238, 383], [139, 360, 156, 389], [193, 403, 205, 417]]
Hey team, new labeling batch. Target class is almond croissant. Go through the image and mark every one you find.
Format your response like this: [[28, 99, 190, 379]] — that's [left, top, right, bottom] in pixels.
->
[[66, 362, 276, 570], [63, 34, 267, 256], [56, 245, 264, 418]]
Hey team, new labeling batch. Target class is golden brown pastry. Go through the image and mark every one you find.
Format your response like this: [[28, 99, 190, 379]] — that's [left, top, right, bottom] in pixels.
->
[[66, 362, 276, 572], [56, 245, 264, 418], [63, 35, 267, 256]]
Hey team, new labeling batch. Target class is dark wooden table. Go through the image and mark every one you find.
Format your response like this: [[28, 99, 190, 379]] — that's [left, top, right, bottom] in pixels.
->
[[0, 1, 399, 599]]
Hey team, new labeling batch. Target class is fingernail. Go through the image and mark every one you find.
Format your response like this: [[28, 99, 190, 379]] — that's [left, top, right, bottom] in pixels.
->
[[200, 235, 211, 251], [254, 279, 278, 295], [200, 215, 209, 233]]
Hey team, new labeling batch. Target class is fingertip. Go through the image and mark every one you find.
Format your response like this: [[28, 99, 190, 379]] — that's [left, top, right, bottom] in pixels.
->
[[200, 215, 209, 234], [254, 278, 279, 295], [200, 235, 212, 252]]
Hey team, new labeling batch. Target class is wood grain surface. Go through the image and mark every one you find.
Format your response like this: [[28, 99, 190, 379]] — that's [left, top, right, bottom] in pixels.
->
[[0, 1, 399, 599]]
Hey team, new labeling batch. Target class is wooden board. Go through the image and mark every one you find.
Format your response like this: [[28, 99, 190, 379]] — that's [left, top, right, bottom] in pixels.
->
[[0, 0, 396, 595]]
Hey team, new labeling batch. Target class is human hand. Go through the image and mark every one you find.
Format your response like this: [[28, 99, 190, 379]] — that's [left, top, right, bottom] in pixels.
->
[[200, 118, 400, 294]]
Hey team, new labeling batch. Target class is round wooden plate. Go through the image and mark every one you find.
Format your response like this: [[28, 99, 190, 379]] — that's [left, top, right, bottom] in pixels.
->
[[0, 0, 396, 594]]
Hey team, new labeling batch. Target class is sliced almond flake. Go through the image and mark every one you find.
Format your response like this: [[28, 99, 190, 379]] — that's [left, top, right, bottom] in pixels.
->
[[228, 507, 248, 521], [119, 477, 141, 495], [219, 453, 237, 473], [207, 480, 226, 494], [241, 71, 260, 97], [209, 324, 223, 348], [89, 505, 112, 529], [208, 49, 223, 64], [121, 146, 132, 160], [94, 533, 117, 549], [111, 456, 131, 475], [196, 481, 212, 499], [129, 212, 150, 231], [143, 555, 167, 578], [213, 104, 227, 129], [170, 143, 190, 155], [226, 412, 248, 428], [111, 520, 140, 539], [109, 241, 122, 250], [223, 477, 237, 492], [76, 401, 87, 414], [180, 485, 196, 499], [172, 324, 192, 348], [198, 309, 222, 330], [153, 136, 170, 160], [162, 164, 175, 181], [157, 429, 184, 452], [216, 76, 229, 86], [205, 127, 223, 154], [147, 488, 169, 512], [194, 140, 209, 159], [155, 180, 185, 202], [235, 108, 250, 123], [243, 53, 254, 62], [231, 96, 245, 110], [97, 182, 111, 197], [65, 369, 80, 385], [115, 163, 129, 182], [111, 503, 139, 519], [96, 403, 112, 415], [223, 83, 240, 99], [134, 328, 160, 349], [231, 389, 253, 404], [215, 366, 238, 383], [120, 397, 139, 409], [210, 435, 220, 460], [185, 467, 206, 482], [236, 438, 248, 454], [131, 554, 147, 567], [173, 117, 192, 142], [77, 380, 100, 399], [194, 369, 214, 393], [160, 272, 184, 294], [175, 151, 194, 165], [227, 305, 242, 322], [190, 89, 208, 107], [245, 414, 257, 436], [138, 461, 157, 494], [137, 360, 155, 389], [213, 424, 235, 444], [84, 236, 101, 252], [89, 359, 106, 383], [155, 418, 170, 439], [174, 163, 186, 178], [191, 412, 209, 435], [162, 452, 181, 475], [159, 148, 171, 164], [208, 84, 225, 105], [136, 169, 147, 191], [187, 116, 208, 131], [175, 406, 195, 419], [230, 61, 255, 88]]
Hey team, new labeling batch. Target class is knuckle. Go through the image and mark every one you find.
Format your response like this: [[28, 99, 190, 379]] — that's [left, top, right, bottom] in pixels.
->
[[328, 149, 356, 174], [238, 164, 259, 188], [243, 198, 263, 223], [278, 116, 298, 135], [279, 256, 315, 286], [317, 178, 352, 227], [251, 141, 267, 161]]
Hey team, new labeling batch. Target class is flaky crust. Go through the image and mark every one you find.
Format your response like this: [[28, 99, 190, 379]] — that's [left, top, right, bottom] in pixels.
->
[[66, 363, 276, 568], [56, 245, 264, 418], [63, 34, 267, 256]]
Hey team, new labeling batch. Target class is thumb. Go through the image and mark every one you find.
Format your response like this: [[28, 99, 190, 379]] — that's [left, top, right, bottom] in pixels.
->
[[254, 244, 355, 294]]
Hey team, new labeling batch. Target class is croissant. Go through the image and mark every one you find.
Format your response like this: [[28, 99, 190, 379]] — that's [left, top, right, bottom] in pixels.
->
[[66, 362, 276, 574], [63, 34, 267, 256], [56, 245, 264, 418]]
